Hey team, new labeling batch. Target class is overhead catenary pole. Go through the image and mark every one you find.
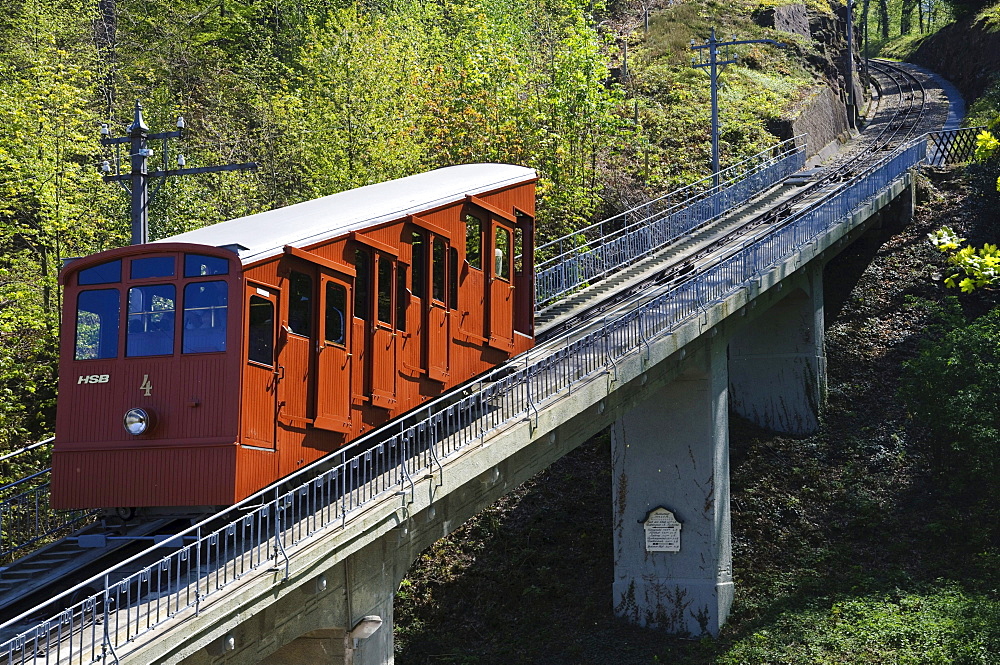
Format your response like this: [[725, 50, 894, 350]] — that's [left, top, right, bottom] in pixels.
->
[[846, 0, 857, 129], [710, 28, 720, 186], [128, 105, 150, 245], [692, 29, 786, 187], [100, 101, 258, 245]]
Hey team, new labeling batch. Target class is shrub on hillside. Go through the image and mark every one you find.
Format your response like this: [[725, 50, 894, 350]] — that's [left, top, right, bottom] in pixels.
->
[[900, 301, 1000, 483]]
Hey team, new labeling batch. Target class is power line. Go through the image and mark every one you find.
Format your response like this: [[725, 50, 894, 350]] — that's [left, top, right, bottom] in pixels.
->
[[99, 101, 258, 245], [691, 28, 788, 187]]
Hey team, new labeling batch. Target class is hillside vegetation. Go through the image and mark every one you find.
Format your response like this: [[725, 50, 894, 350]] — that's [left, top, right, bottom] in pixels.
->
[[7, 0, 1000, 660], [0, 0, 838, 456]]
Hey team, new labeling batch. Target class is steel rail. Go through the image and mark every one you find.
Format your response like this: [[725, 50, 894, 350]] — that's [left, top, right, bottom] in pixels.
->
[[0, 136, 930, 664]]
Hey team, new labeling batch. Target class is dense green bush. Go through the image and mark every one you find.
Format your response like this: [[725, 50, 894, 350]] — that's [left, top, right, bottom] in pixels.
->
[[900, 301, 1000, 481]]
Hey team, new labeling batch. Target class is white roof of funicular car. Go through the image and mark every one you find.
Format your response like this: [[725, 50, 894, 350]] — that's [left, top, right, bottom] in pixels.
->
[[155, 163, 536, 266]]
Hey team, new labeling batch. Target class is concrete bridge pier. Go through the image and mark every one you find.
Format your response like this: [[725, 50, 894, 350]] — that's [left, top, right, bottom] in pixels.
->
[[729, 265, 826, 435], [611, 338, 733, 637]]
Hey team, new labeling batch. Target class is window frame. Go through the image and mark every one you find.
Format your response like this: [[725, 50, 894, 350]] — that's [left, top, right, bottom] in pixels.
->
[[182, 280, 229, 354], [247, 294, 276, 367]]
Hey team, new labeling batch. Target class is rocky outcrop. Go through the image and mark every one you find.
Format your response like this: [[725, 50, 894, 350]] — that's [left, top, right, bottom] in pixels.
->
[[767, 85, 852, 160], [757, 3, 862, 159], [909, 15, 1000, 103], [754, 3, 811, 39]]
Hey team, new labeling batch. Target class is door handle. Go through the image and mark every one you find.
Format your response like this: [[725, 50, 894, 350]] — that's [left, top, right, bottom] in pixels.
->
[[274, 365, 286, 380]]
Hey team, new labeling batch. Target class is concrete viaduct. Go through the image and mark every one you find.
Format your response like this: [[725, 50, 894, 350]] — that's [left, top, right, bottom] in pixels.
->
[[107, 159, 920, 665]]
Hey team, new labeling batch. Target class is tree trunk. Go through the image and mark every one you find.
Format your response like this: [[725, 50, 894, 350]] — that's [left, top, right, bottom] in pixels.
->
[[878, 0, 889, 38], [901, 0, 917, 35], [94, 0, 117, 113]]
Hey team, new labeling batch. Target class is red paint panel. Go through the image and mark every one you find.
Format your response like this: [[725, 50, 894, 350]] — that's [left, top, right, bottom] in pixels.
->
[[402, 294, 423, 374], [235, 446, 278, 501], [427, 305, 450, 382], [371, 324, 397, 408], [351, 318, 367, 408], [458, 267, 486, 343], [279, 334, 312, 424], [52, 445, 237, 508]]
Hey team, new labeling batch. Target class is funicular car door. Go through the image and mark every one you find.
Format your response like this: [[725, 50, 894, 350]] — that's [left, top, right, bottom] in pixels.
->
[[488, 218, 515, 351], [356, 243, 399, 410], [243, 283, 279, 448], [278, 264, 316, 428], [426, 235, 451, 382], [314, 269, 354, 432], [407, 220, 451, 383]]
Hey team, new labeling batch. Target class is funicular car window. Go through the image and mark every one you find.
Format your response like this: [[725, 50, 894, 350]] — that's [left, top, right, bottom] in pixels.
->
[[396, 265, 407, 331], [78, 259, 121, 286], [185, 254, 229, 277], [465, 214, 482, 270], [325, 283, 347, 345], [448, 248, 458, 310], [432, 238, 446, 302], [126, 285, 176, 357], [377, 256, 393, 325], [495, 226, 510, 281], [248, 296, 275, 366], [354, 249, 371, 321], [410, 232, 425, 299], [130, 256, 175, 279], [75, 289, 120, 360], [288, 271, 313, 336], [183, 281, 228, 353], [514, 226, 523, 274]]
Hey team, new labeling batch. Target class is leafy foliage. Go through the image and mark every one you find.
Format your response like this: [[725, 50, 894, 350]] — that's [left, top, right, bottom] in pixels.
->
[[928, 226, 1000, 291], [900, 301, 1000, 482], [927, 123, 1000, 291]]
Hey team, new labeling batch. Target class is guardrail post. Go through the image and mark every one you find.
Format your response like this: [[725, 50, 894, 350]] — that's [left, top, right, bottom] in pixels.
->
[[195, 526, 202, 616]]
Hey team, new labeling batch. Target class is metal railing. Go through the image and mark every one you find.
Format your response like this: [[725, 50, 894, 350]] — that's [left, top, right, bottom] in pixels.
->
[[0, 439, 53, 469], [534, 136, 806, 308], [0, 136, 926, 664], [926, 126, 986, 166], [0, 438, 95, 563]]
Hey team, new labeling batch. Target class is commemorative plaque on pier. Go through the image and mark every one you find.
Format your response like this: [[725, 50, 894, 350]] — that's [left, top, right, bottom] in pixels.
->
[[640, 506, 682, 553]]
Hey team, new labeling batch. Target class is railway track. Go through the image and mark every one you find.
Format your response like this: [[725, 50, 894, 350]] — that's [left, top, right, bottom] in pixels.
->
[[536, 59, 933, 343], [0, 59, 943, 639]]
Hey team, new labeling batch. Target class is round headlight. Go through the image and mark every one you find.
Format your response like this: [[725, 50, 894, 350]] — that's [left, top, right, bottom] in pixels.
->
[[123, 408, 151, 435]]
